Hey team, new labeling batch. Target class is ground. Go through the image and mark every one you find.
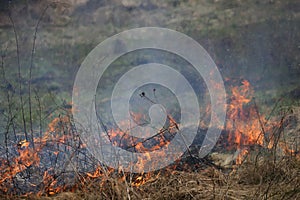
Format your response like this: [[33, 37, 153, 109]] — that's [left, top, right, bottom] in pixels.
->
[[0, 0, 299, 199]]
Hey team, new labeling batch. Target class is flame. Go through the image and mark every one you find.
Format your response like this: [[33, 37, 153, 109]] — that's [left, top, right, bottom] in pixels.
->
[[107, 112, 178, 154], [1, 80, 298, 196], [0, 110, 77, 195], [226, 80, 267, 164], [86, 166, 109, 178], [225, 79, 299, 164], [131, 173, 153, 187]]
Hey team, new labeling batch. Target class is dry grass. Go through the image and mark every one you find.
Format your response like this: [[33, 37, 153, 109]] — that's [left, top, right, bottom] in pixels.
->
[[1, 106, 299, 200], [1, 105, 299, 200], [2, 154, 296, 200]]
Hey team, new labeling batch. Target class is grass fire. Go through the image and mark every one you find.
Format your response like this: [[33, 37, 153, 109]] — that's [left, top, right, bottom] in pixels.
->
[[0, 79, 299, 199], [0, 0, 299, 199]]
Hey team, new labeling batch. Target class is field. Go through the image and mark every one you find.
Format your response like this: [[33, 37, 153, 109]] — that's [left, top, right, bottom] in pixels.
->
[[0, 0, 299, 199]]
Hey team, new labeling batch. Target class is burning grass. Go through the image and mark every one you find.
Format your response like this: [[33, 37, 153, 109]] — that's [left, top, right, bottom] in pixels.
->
[[4, 155, 298, 200], [0, 80, 299, 199]]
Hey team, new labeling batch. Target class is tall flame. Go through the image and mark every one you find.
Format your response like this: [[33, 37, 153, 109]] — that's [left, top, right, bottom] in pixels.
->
[[226, 80, 268, 164]]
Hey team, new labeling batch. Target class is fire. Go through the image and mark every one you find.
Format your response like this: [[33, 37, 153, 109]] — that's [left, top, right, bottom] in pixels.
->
[[131, 173, 156, 187], [225, 79, 299, 164], [107, 112, 179, 154], [0, 80, 298, 197], [86, 166, 114, 179], [226, 80, 267, 164], [0, 143, 40, 185], [0, 109, 77, 195]]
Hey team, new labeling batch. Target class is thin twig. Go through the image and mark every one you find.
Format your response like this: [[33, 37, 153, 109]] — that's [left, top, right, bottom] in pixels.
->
[[28, 3, 52, 148], [8, 9, 28, 140]]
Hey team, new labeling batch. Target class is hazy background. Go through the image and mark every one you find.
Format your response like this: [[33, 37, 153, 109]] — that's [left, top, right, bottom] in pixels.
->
[[0, 0, 299, 138]]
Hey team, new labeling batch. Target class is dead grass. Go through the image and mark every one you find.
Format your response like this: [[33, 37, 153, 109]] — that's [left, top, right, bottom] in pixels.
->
[[6, 154, 294, 200], [1, 105, 299, 200], [1, 104, 299, 200]]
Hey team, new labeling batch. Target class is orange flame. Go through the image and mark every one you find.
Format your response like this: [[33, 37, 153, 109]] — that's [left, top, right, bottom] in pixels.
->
[[226, 80, 268, 164], [225, 79, 299, 164]]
